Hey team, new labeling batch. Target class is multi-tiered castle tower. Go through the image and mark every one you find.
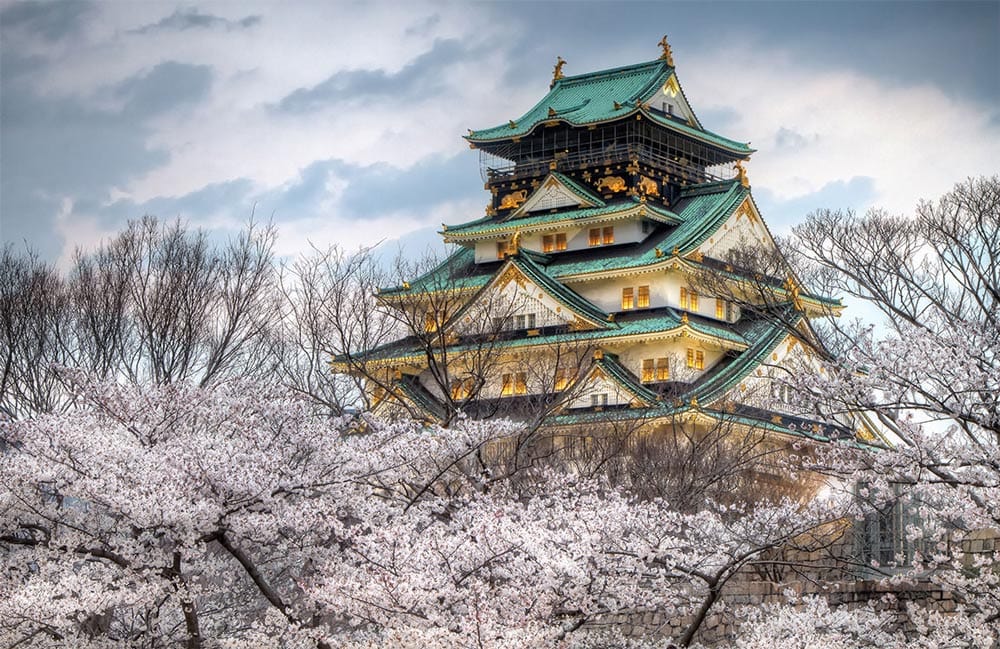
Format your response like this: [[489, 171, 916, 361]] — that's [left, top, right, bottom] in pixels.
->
[[336, 39, 857, 449]]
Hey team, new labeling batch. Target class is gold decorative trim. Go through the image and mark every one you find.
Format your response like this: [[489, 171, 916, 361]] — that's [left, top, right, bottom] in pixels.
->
[[551, 56, 566, 86], [595, 175, 626, 193], [638, 176, 659, 196], [734, 160, 750, 188], [499, 190, 528, 210], [658, 35, 675, 66]]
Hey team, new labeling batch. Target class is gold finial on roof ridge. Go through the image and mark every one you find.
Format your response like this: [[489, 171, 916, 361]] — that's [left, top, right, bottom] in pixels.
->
[[510, 230, 522, 253], [658, 35, 674, 66], [734, 159, 750, 188], [551, 56, 566, 87]]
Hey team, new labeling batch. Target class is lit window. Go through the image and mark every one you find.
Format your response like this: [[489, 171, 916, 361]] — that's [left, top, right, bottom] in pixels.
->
[[450, 377, 473, 400], [424, 312, 437, 333], [716, 298, 726, 320], [602, 226, 614, 245], [501, 373, 513, 396], [514, 372, 527, 395], [591, 393, 608, 407], [555, 233, 567, 250], [686, 348, 705, 370], [497, 241, 510, 259], [555, 368, 571, 391], [641, 359, 655, 383], [656, 357, 670, 381], [638, 285, 650, 308], [622, 287, 634, 310], [681, 287, 698, 310], [589, 228, 601, 246], [542, 235, 554, 252]]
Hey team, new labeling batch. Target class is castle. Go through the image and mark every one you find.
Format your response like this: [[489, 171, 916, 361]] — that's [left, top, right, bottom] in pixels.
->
[[333, 39, 865, 459]]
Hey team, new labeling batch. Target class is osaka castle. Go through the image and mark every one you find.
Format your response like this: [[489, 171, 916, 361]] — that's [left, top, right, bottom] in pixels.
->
[[335, 39, 859, 445]]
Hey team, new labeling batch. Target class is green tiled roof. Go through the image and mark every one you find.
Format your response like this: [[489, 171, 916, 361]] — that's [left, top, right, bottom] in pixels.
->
[[378, 247, 484, 297], [445, 252, 610, 329], [592, 352, 660, 405], [346, 306, 746, 365], [506, 253, 610, 327], [551, 180, 747, 275], [443, 197, 680, 240], [678, 312, 794, 406], [466, 59, 752, 156], [394, 376, 447, 421], [382, 181, 838, 307]]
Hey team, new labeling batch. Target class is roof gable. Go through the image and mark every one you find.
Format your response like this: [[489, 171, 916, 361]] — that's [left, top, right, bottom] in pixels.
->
[[511, 173, 605, 217], [448, 254, 611, 332], [642, 73, 701, 129]]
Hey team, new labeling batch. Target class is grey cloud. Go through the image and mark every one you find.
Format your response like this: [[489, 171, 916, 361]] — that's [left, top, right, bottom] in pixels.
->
[[250, 153, 481, 221], [774, 127, 818, 150], [130, 8, 261, 34], [1, 61, 213, 259], [113, 62, 214, 119], [337, 153, 481, 217], [0, 0, 93, 41], [274, 38, 469, 114]]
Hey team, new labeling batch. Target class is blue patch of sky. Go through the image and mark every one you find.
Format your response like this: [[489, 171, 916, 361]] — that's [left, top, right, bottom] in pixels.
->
[[753, 177, 878, 234]]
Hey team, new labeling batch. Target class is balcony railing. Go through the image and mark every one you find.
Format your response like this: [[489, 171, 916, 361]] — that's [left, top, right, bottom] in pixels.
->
[[481, 143, 736, 185]]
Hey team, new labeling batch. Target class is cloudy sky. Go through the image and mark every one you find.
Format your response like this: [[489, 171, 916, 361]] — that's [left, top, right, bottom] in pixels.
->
[[2, 1, 998, 267]]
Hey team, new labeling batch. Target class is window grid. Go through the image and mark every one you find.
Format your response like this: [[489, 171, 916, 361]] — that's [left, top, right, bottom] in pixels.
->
[[656, 357, 670, 381], [514, 372, 527, 395], [638, 285, 650, 308], [621, 287, 634, 310], [716, 298, 726, 319], [686, 348, 705, 370], [641, 359, 655, 382]]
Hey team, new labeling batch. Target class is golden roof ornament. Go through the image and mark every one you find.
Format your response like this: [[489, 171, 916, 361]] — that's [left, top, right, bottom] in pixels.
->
[[551, 56, 566, 87], [658, 35, 674, 66], [734, 159, 750, 188], [510, 230, 522, 252]]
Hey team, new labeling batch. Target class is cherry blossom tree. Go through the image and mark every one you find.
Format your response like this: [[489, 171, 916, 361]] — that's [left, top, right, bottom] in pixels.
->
[[1, 370, 848, 648], [726, 177, 1000, 647]]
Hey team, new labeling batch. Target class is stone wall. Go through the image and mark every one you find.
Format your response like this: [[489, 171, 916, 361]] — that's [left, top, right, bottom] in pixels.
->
[[591, 526, 998, 646]]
